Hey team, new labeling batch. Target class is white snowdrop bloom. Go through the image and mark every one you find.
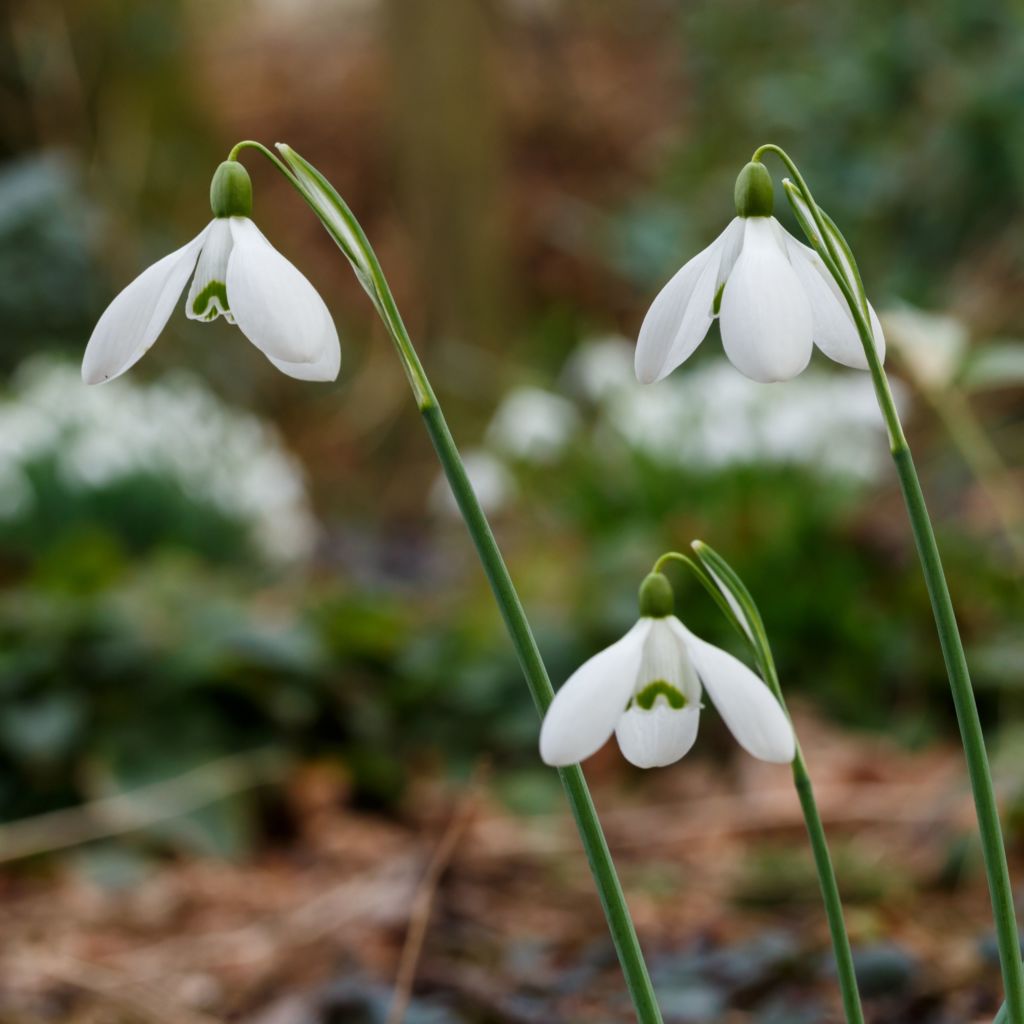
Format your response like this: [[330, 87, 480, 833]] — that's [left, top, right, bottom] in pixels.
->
[[82, 160, 340, 385], [485, 386, 579, 463], [539, 572, 794, 769], [635, 161, 885, 386]]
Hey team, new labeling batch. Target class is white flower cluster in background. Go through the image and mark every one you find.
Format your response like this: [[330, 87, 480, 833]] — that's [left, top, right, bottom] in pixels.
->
[[570, 337, 905, 484], [0, 357, 318, 563], [436, 335, 907, 518]]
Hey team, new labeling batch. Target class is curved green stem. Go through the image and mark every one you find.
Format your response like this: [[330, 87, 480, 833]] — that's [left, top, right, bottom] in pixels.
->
[[243, 142, 663, 1024], [228, 140, 300, 183], [660, 547, 865, 1024], [756, 144, 1024, 1023]]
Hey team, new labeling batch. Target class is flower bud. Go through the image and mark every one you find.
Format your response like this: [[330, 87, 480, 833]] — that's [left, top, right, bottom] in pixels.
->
[[734, 161, 774, 218], [210, 160, 253, 218], [638, 571, 674, 618]]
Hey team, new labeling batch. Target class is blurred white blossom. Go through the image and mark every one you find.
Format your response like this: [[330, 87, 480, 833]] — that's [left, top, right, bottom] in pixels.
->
[[561, 335, 636, 402], [0, 357, 318, 562], [485, 386, 579, 463], [880, 306, 967, 390]]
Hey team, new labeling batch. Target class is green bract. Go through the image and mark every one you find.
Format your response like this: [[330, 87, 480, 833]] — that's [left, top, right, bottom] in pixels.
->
[[734, 160, 774, 218], [210, 160, 253, 218], [638, 571, 674, 618]]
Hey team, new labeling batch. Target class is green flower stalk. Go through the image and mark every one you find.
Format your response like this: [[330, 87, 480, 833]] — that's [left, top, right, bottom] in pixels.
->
[[669, 541, 866, 1024], [754, 144, 1024, 1024], [637, 141, 1021, 1023], [233, 141, 665, 1024]]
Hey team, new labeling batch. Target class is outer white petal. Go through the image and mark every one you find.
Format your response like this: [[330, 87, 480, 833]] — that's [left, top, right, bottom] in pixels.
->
[[226, 217, 339, 368], [784, 235, 885, 370], [186, 218, 235, 323], [635, 219, 743, 385], [82, 226, 209, 385], [719, 217, 813, 383], [615, 704, 700, 768], [539, 619, 652, 766], [671, 620, 795, 764], [265, 343, 342, 382]]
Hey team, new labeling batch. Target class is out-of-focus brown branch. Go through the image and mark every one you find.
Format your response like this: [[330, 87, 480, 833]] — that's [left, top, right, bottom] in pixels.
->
[[387, 771, 484, 1024], [0, 748, 288, 863]]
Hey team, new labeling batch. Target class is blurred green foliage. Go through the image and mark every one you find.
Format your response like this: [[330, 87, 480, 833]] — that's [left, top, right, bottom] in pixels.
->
[[657, 0, 1024, 308]]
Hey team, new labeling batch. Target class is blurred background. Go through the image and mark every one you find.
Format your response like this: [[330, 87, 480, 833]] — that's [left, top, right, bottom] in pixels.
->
[[1, 0, 1023, 1021]]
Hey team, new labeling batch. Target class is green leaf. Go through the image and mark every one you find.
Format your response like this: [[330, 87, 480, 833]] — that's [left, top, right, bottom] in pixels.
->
[[274, 144, 377, 295], [689, 540, 763, 646]]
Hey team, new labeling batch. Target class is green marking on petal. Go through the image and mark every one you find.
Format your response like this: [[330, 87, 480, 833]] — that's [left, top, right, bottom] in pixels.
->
[[192, 280, 230, 321], [633, 680, 687, 710], [713, 281, 725, 316]]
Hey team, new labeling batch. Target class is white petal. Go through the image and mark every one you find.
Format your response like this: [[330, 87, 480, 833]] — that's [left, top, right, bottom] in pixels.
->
[[82, 226, 209, 385], [635, 219, 743, 385], [539, 619, 651, 766], [226, 217, 339, 367], [719, 217, 813, 383], [784, 236, 885, 370], [186, 218, 235, 323], [672, 621, 795, 763], [615, 704, 700, 768]]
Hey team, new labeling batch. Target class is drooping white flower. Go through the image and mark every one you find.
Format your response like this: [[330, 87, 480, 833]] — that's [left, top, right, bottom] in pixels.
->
[[82, 160, 340, 385], [635, 161, 885, 386], [539, 572, 795, 768]]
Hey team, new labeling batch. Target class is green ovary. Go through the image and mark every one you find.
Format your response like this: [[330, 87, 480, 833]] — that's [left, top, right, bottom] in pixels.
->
[[192, 280, 230, 321], [632, 680, 687, 710]]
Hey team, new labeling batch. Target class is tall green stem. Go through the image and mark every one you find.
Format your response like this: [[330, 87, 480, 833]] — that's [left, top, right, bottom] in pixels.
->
[[254, 142, 663, 1024], [754, 144, 1024, 1023], [657, 548, 865, 1024]]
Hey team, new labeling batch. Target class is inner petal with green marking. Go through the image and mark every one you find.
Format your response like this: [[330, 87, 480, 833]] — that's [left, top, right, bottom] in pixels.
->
[[186, 219, 237, 325], [632, 679, 688, 710], [191, 280, 231, 322]]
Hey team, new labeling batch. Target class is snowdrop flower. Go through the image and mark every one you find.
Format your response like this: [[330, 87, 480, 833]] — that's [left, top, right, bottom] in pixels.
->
[[636, 161, 885, 385], [82, 160, 340, 385], [540, 572, 795, 768]]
